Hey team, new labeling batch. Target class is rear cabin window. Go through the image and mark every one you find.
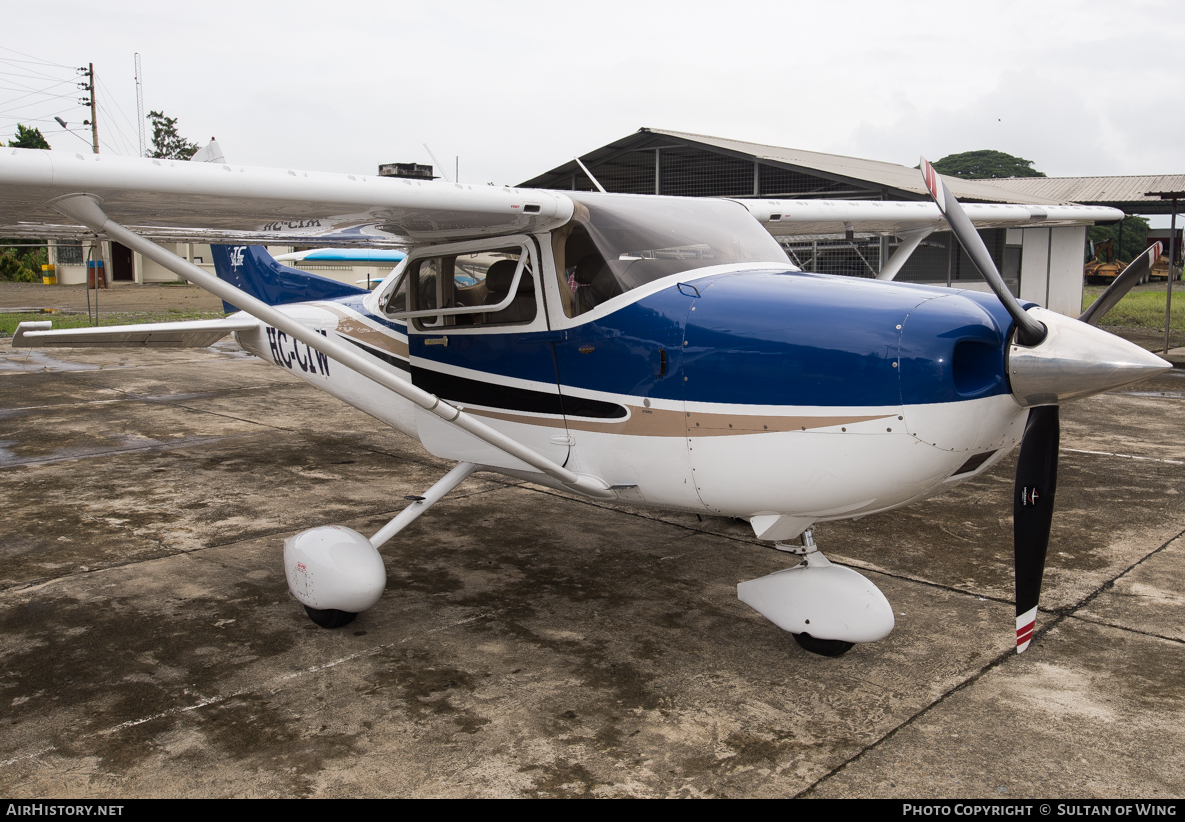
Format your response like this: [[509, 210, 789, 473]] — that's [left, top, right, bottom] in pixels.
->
[[384, 247, 537, 330]]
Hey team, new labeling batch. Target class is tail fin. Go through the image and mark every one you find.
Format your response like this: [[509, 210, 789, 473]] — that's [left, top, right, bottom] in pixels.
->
[[210, 245, 368, 314]]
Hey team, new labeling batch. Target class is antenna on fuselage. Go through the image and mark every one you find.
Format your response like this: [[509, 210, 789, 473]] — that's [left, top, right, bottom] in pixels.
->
[[574, 156, 606, 193]]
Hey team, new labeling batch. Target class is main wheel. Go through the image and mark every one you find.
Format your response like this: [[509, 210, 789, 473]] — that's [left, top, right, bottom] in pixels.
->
[[793, 632, 855, 657], [304, 605, 357, 629]]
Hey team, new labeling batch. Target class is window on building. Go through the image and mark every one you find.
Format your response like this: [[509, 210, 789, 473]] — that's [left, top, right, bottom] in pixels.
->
[[56, 241, 83, 265]]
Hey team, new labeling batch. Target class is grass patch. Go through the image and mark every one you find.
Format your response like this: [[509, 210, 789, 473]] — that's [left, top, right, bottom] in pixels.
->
[[1081, 286, 1185, 333], [0, 310, 225, 337]]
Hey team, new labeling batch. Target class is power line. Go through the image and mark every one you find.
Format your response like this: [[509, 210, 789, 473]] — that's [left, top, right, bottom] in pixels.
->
[[0, 50, 89, 147], [0, 86, 79, 99], [0, 45, 74, 69], [0, 107, 83, 124], [97, 103, 134, 155], [96, 76, 138, 154], [0, 71, 77, 85], [0, 60, 75, 85], [0, 96, 85, 118]]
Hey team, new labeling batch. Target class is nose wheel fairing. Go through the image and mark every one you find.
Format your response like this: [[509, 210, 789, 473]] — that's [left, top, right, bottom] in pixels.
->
[[738, 537, 894, 650]]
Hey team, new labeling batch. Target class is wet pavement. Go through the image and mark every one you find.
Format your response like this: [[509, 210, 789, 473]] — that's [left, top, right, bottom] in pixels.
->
[[0, 337, 1182, 798]]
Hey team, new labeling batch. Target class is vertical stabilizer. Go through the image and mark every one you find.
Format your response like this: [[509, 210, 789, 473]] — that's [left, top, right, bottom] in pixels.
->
[[210, 245, 368, 314]]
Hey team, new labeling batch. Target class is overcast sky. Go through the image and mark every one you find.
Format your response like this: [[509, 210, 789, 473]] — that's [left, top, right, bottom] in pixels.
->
[[4, 1, 1183, 199]]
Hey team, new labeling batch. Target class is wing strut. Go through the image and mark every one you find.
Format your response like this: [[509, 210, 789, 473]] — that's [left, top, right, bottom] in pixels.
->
[[876, 229, 933, 281], [52, 194, 614, 500]]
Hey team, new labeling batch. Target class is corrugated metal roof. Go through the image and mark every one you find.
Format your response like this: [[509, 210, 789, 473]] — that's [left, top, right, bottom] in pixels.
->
[[980, 175, 1185, 213], [521, 128, 1178, 212], [634, 129, 1065, 205]]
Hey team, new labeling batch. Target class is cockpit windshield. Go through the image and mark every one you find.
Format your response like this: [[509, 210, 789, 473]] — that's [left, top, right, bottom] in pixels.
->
[[555, 193, 789, 317]]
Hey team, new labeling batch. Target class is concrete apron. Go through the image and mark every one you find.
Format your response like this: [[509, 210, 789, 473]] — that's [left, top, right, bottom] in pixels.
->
[[0, 339, 1183, 799]]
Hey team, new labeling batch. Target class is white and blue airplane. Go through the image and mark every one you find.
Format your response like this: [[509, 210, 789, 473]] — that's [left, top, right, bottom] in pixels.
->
[[270, 247, 406, 289], [0, 146, 1168, 657]]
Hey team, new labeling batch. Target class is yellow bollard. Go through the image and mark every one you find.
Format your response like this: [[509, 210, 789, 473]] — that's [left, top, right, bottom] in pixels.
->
[[41, 263, 56, 285]]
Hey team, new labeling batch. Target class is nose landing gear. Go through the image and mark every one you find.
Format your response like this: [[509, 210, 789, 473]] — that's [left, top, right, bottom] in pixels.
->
[[737, 529, 894, 657]]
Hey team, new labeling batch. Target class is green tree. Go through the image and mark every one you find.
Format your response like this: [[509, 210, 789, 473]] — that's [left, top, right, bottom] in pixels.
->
[[148, 110, 199, 160], [1088, 215, 1150, 264], [931, 150, 1046, 179], [0, 250, 39, 282], [7, 123, 50, 149]]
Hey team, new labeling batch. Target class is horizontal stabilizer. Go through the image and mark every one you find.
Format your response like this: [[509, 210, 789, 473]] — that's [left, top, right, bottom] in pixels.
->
[[12, 316, 260, 348]]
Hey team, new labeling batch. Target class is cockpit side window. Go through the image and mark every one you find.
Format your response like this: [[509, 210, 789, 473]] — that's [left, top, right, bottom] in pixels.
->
[[382, 267, 408, 315], [559, 193, 789, 310], [554, 222, 621, 319]]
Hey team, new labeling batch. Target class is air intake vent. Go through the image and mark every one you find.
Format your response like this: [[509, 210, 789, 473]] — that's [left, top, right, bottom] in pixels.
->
[[952, 450, 996, 476]]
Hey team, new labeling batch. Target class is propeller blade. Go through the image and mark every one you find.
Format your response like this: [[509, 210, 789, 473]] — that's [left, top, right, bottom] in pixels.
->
[[1014, 405, 1059, 653], [918, 157, 1046, 346], [1079, 242, 1163, 326]]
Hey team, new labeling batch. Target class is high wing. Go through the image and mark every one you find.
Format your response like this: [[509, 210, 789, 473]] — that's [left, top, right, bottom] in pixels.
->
[[739, 198, 1122, 236], [0, 149, 1120, 248], [0, 149, 574, 247]]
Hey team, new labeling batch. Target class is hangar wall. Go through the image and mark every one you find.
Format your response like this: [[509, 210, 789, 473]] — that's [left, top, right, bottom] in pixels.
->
[[524, 129, 1100, 318], [781, 226, 1085, 315]]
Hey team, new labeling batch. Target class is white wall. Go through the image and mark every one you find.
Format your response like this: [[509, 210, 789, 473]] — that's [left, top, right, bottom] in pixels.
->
[[1047, 226, 1086, 317], [1019, 228, 1050, 306], [1016, 226, 1085, 317]]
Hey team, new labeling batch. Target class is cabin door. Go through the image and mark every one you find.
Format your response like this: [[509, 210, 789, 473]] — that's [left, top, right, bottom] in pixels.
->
[[404, 236, 571, 471]]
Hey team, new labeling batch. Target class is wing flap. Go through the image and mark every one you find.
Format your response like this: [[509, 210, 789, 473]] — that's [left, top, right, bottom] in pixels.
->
[[12, 316, 260, 349], [740, 198, 1123, 236]]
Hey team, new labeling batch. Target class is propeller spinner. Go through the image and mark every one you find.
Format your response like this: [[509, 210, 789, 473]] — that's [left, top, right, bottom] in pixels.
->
[[919, 158, 1170, 653]]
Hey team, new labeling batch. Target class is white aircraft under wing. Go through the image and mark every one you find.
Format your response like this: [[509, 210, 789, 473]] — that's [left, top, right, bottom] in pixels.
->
[[0, 146, 1165, 659]]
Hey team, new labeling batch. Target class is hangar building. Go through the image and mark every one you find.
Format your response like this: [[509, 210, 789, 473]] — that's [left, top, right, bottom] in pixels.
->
[[521, 128, 1120, 317]]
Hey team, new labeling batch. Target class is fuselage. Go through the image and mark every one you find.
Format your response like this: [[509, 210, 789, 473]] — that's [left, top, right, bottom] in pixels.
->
[[233, 254, 1028, 527]]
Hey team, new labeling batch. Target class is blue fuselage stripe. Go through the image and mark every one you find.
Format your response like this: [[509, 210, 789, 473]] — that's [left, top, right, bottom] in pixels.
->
[[324, 269, 1013, 409]]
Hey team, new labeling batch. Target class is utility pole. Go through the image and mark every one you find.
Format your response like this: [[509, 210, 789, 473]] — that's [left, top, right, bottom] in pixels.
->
[[79, 63, 104, 297], [79, 63, 99, 154]]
